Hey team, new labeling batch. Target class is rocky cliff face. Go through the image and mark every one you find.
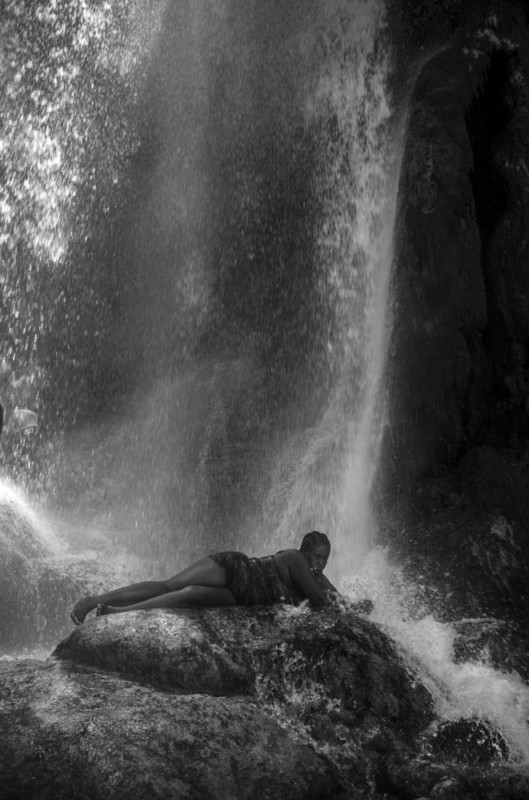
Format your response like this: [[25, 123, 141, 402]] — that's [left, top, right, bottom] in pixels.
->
[[390, 0, 529, 478], [381, 0, 529, 639]]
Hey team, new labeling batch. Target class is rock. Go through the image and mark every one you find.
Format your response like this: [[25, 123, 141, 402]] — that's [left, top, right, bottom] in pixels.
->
[[0, 527, 140, 653], [426, 718, 508, 765], [53, 606, 435, 739], [0, 606, 436, 798], [375, 0, 529, 708], [0, 486, 148, 653], [458, 446, 529, 521], [2, 606, 528, 798], [54, 607, 254, 696], [386, 0, 529, 489], [0, 488, 75, 651], [0, 658, 340, 800], [453, 618, 529, 680]]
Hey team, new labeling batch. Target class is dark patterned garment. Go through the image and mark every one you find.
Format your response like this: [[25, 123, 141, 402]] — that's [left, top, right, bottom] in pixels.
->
[[209, 551, 302, 606]]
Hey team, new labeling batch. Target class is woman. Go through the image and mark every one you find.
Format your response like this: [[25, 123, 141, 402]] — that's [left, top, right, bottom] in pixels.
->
[[70, 530, 339, 624]]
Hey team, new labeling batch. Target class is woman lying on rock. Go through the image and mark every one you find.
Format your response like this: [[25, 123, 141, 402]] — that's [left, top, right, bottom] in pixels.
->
[[70, 531, 346, 624]]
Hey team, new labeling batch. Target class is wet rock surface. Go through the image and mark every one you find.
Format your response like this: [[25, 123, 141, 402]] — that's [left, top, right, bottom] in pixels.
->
[[426, 718, 509, 765], [2, 607, 527, 799], [0, 657, 339, 800], [53, 606, 434, 738]]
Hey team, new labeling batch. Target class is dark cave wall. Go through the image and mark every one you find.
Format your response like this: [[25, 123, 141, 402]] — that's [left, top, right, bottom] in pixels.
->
[[387, 0, 529, 489], [378, 0, 529, 628]]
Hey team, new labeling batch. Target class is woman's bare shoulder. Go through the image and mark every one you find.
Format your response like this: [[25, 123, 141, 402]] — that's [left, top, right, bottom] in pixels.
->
[[274, 549, 302, 563]]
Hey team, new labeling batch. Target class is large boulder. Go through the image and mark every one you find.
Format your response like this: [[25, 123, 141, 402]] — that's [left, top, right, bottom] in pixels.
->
[[53, 606, 435, 739], [1, 606, 435, 799], [2, 606, 525, 799]]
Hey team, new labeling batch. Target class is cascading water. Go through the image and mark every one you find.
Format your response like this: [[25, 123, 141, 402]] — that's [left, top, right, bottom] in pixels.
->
[[1, 0, 397, 573], [1, 0, 529, 770], [262, 0, 401, 582], [345, 550, 529, 763]]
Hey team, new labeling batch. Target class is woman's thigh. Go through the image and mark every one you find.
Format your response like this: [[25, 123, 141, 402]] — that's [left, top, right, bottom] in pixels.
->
[[164, 585, 237, 607], [164, 556, 226, 592]]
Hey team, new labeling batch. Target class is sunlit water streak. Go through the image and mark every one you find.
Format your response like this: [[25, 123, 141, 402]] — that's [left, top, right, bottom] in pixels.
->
[[265, 0, 400, 584], [0, 477, 62, 556]]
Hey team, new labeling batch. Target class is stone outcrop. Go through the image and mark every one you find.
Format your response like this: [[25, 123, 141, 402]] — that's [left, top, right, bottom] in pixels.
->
[[53, 606, 434, 739], [2, 606, 527, 800], [0, 658, 339, 800]]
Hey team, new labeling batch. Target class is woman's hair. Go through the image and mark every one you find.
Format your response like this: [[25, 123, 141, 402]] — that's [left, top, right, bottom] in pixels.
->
[[300, 530, 330, 553]]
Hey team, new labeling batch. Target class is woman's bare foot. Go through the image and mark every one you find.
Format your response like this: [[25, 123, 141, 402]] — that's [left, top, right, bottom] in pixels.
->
[[70, 597, 96, 625], [96, 603, 115, 616]]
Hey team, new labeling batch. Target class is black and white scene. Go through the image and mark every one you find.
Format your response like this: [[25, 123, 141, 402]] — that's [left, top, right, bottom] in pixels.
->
[[1, 0, 529, 797]]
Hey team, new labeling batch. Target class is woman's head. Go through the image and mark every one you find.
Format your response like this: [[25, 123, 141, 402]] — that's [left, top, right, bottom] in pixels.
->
[[300, 530, 330, 575]]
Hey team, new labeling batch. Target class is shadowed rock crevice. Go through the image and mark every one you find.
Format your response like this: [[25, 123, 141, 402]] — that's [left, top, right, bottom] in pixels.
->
[[465, 47, 521, 417], [465, 51, 512, 240]]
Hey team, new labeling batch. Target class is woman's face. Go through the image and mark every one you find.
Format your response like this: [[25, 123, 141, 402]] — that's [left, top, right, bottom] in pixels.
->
[[304, 543, 330, 576]]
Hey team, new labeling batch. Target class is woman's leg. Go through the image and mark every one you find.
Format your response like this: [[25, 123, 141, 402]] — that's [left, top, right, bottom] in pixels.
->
[[99, 584, 237, 615], [163, 557, 227, 591], [71, 556, 227, 623]]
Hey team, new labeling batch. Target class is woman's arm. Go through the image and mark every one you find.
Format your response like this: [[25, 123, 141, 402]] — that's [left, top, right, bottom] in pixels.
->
[[315, 573, 340, 596], [281, 551, 330, 606]]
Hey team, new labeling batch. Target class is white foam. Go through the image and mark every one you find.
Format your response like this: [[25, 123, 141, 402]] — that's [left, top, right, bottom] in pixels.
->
[[342, 548, 529, 762]]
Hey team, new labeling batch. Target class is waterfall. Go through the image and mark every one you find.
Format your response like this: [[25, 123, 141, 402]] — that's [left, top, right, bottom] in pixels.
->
[[262, 0, 400, 583], [2, 1, 529, 767], [1, 0, 398, 576]]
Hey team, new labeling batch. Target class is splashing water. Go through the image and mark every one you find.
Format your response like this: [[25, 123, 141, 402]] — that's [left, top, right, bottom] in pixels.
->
[[343, 549, 529, 763]]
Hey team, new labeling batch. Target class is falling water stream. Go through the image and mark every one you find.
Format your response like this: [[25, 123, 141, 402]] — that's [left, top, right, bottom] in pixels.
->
[[0, 0, 396, 573], [1, 0, 529, 765]]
